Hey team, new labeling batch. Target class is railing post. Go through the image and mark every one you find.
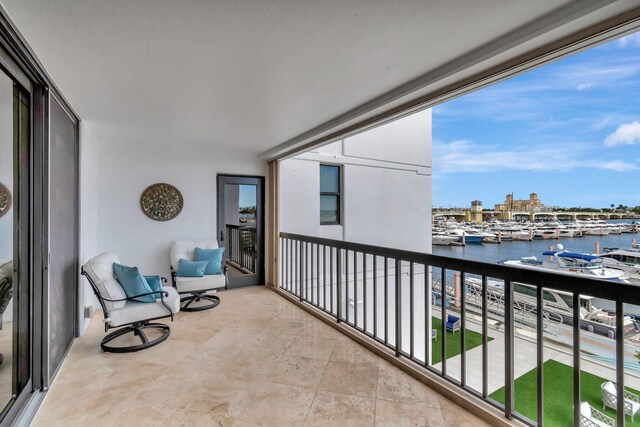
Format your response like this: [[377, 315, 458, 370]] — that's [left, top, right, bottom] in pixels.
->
[[395, 259, 402, 357], [504, 279, 514, 420], [536, 285, 544, 426], [336, 248, 342, 323], [573, 293, 581, 427], [616, 300, 625, 427]]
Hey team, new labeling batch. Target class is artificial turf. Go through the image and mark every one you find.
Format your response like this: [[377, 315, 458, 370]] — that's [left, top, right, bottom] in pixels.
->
[[430, 316, 490, 365], [489, 359, 640, 426]]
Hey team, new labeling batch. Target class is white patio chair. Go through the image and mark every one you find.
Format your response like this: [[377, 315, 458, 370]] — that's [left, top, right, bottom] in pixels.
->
[[580, 402, 615, 427], [602, 381, 640, 423], [170, 239, 228, 311], [81, 252, 181, 353]]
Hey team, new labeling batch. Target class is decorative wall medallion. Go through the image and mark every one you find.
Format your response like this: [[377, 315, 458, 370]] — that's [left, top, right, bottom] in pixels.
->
[[0, 183, 10, 218], [140, 183, 183, 221]]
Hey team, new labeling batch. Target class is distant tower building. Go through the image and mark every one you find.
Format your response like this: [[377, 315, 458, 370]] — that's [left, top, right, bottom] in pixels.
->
[[494, 192, 545, 219], [468, 200, 483, 223]]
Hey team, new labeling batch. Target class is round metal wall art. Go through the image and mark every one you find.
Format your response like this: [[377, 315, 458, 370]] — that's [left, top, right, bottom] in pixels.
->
[[0, 183, 10, 218], [140, 183, 183, 221]]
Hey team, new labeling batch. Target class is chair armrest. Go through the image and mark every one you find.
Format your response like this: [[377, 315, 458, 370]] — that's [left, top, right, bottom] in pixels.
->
[[591, 407, 615, 426], [99, 290, 169, 303], [170, 266, 177, 287], [624, 389, 640, 403]]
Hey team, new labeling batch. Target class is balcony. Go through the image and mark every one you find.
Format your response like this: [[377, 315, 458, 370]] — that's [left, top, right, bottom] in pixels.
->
[[277, 232, 640, 427], [32, 285, 487, 426]]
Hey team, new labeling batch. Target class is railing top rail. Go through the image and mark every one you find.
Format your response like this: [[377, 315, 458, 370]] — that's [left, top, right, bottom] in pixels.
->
[[279, 232, 640, 305]]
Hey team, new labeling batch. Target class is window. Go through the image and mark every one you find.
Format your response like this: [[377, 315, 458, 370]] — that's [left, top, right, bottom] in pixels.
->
[[320, 164, 341, 225]]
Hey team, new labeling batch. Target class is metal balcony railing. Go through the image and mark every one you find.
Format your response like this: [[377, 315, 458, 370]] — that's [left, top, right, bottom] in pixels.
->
[[226, 224, 257, 273], [279, 232, 640, 427]]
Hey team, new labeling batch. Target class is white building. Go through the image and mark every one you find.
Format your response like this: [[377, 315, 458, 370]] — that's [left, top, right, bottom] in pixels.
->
[[279, 110, 432, 252]]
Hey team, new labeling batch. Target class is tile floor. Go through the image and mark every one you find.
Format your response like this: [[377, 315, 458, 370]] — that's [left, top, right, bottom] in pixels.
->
[[32, 286, 491, 426]]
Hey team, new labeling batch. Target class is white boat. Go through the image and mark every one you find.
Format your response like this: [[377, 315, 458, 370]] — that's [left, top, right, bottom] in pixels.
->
[[432, 234, 459, 246], [446, 229, 485, 244], [487, 224, 531, 241], [464, 277, 639, 338], [499, 246, 625, 281], [597, 249, 640, 284]]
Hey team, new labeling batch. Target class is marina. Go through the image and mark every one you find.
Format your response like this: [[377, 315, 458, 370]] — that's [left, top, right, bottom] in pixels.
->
[[431, 218, 640, 383]]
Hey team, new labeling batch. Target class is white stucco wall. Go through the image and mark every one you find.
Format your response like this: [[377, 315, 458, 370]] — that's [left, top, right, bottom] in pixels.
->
[[279, 109, 432, 252], [78, 126, 267, 331]]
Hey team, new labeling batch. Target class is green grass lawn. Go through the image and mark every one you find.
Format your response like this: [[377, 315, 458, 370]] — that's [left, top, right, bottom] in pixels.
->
[[431, 317, 490, 365], [490, 359, 640, 426]]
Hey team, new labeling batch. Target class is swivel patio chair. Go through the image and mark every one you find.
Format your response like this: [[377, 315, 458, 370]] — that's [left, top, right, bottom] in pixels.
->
[[170, 239, 228, 311], [81, 252, 181, 353], [601, 381, 640, 422]]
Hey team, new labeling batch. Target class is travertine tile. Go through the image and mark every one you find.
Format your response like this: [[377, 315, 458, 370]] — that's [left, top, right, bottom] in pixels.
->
[[298, 320, 343, 340], [330, 339, 379, 368], [319, 360, 378, 397], [285, 335, 337, 360], [437, 395, 492, 426], [305, 391, 375, 427], [265, 355, 327, 389], [377, 359, 441, 408], [375, 398, 445, 427], [267, 317, 310, 335], [30, 286, 485, 426], [231, 381, 315, 426]]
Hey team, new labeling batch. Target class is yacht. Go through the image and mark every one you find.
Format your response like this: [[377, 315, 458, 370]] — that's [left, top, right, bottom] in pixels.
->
[[445, 228, 485, 244], [432, 234, 459, 246], [464, 277, 639, 339], [499, 245, 625, 281]]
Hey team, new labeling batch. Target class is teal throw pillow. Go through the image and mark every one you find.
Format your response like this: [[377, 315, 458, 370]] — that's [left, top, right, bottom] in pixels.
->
[[113, 263, 155, 303], [177, 259, 208, 277], [194, 247, 225, 275], [144, 275, 164, 299]]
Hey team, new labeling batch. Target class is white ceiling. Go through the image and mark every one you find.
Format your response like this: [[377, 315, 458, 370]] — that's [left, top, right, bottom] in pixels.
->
[[1, 0, 638, 156]]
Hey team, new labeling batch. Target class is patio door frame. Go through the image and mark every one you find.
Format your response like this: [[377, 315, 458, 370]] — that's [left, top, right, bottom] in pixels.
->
[[217, 174, 265, 288], [0, 5, 81, 425]]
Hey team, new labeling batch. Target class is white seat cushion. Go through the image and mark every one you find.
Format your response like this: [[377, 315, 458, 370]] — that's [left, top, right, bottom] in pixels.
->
[[109, 286, 180, 327], [628, 400, 640, 415], [175, 275, 225, 293], [170, 239, 219, 270], [83, 253, 127, 312]]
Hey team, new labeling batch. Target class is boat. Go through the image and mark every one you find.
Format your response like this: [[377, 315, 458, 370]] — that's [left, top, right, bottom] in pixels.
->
[[532, 229, 558, 240], [445, 229, 485, 244], [499, 245, 625, 281], [463, 277, 640, 339], [487, 224, 531, 241], [597, 248, 640, 284], [432, 234, 459, 246]]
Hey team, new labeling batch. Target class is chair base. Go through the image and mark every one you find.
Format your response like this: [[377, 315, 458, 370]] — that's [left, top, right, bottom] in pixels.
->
[[101, 322, 170, 353], [180, 292, 220, 312]]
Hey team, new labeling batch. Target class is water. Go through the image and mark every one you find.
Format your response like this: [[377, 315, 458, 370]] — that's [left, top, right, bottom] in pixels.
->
[[432, 232, 637, 263], [432, 221, 640, 314]]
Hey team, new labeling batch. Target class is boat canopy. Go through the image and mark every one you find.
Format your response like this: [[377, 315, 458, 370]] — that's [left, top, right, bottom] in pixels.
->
[[542, 251, 600, 261]]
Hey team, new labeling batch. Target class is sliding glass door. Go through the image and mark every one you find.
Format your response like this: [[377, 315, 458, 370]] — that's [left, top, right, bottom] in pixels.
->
[[0, 64, 32, 418]]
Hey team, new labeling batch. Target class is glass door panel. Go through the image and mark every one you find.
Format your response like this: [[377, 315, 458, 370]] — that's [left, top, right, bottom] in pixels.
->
[[0, 67, 31, 415], [217, 176, 264, 287]]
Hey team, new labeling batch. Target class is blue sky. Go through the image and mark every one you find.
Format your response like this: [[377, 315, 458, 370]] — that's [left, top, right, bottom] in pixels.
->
[[432, 32, 640, 209], [239, 184, 256, 208]]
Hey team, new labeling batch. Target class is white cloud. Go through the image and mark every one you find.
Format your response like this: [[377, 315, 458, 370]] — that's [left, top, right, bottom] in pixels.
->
[[577, 83, 593, 91], [618, 33, 640, 48], [604, 121, 640, 146], [433, 139, 637, 174], [600, 160, 638, 171]]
